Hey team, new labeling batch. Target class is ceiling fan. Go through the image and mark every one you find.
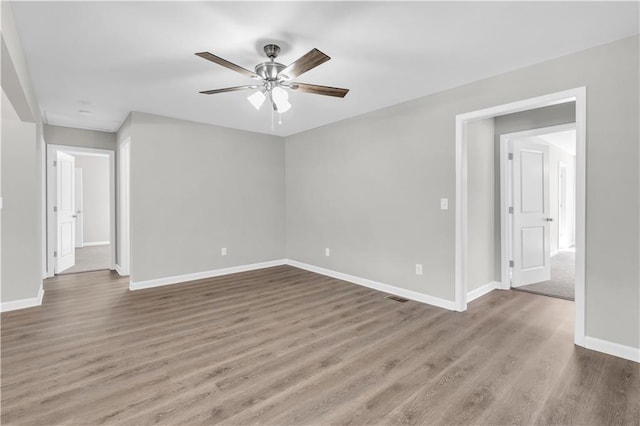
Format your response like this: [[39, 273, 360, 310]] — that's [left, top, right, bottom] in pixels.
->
[[195, 44, 349, 114]]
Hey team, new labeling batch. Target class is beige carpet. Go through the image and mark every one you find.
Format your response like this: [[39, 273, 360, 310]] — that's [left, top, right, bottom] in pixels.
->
[[515, 250, 575, 300], [59, 245, 111, 274]]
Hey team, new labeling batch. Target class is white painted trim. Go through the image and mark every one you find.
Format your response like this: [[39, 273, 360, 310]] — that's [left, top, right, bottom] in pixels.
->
[[115, 264, 128, 277], [286, 260, 457, 311], [573, 87, 587, 347], [585, 336, 640, 363], [129, 260, 287, 291], [46, 144, 116, 277], [129, 258, 457, 311], [118, 138, 131, 277], [41, 136, 48, 279], [1, 286, 44, 312], [499, 137, 512, 291], [82, 241, 110, 247], [467, 281, 500, 303], [455, 87, 586, 348]]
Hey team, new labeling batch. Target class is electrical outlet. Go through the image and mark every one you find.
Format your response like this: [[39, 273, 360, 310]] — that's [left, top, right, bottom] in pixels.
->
[[415, 264, 423, 275], [325, 248, 330, 257], [221, 247, 227, 256]]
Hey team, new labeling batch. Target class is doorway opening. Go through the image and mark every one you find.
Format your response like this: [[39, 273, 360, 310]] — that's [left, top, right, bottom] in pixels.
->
[[455, 87, 586, 348], [46, 145, 116, 276], [500, 124, 576, 301]]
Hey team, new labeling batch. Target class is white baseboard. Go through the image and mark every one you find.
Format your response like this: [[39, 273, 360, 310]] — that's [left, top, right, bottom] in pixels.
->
[[115, 264, 129, 276], [285, 259, 457, 311], [129, 258, 456, 311], [1, 285, 45, 312], [129, 259, 287, 291], [82, 241, 110, 247], [467, 281, 499, 303], [585, 336, 640, 363]]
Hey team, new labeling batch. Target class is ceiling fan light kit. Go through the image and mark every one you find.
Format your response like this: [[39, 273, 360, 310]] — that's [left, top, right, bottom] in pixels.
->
[[196, 44, 349, 127]]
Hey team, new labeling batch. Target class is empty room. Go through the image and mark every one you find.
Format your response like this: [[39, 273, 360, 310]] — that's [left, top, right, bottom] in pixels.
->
[[1, 1, 639, 425]]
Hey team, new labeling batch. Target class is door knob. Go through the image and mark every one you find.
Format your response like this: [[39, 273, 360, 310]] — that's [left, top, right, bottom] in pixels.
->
[[72, 215, 77, 218], [545, 217, 553, 222]]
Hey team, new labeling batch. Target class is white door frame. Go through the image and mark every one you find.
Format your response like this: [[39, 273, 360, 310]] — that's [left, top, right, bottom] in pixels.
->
[[75, 167, 84, 248], [46, 144, 116, 277], [117, 138, 131, 276], [499, 123, 576, 290], [455, 87, 586, 347]]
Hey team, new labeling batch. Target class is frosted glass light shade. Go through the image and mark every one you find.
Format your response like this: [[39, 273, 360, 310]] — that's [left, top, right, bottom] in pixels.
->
[[247, 91, 266, 110], [271, 87, 291, 113]]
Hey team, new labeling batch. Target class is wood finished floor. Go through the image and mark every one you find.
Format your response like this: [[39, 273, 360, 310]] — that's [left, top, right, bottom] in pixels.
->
[[1, 266, 638, 425]]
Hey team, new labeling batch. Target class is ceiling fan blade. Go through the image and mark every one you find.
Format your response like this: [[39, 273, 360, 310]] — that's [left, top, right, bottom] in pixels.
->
[[279, 49, 330, 79], [291, 83, 349, 98], [195, 52, 259, 79], [199, 85, 257, 95]]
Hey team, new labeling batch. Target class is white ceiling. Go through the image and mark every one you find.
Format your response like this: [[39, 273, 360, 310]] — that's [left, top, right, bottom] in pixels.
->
[[10, 1, 639, 137]]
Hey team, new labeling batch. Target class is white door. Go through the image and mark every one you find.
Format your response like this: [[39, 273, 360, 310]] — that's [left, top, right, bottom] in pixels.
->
[[56, 151, 76, 273], [511, 139, 551, 287], [75, 168, 84, 248]]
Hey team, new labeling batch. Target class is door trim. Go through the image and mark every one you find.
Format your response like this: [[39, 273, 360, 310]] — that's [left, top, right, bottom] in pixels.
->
[[46, 144, 116, 277], [455, 87, 586, 348], [117, 138, 131, 276], [499, 123, 576, 290]]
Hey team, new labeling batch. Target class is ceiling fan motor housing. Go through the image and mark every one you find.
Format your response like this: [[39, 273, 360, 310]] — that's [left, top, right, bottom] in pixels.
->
[[255, 61, 286, 81]]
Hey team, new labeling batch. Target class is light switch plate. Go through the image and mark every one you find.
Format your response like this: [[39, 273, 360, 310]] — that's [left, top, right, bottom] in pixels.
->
[[440, 198, 448, 210], [221, 247, 227, 256], [325, 248, 330, 257]]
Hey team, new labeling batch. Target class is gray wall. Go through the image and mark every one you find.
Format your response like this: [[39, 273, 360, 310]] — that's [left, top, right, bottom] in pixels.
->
[[467, 118, 496, 292], [44, 124, 116, 151], [493, 102, 576, 279], [285, 35, 639, 349], [1, 2, 44, 304], [126, 112, 285, 283], [1, 91, 40, 302], [74, 155, 110, 244]]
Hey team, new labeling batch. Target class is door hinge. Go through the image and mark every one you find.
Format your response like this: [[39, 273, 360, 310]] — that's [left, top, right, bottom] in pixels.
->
[[54, 250, 57, 258], [53, 160, 57, 167], [508, 206, 514, 214], [508, 153, 513, 160], [509, 260, 514, 267], [53, 205, 57, 213]]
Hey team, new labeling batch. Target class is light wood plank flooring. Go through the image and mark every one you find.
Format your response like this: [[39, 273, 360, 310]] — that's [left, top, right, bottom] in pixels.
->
[[1, 266, 638, 425]]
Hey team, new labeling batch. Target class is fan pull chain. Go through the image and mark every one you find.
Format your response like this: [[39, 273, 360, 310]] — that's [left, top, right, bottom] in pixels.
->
[[271, 106, 275, 131]]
